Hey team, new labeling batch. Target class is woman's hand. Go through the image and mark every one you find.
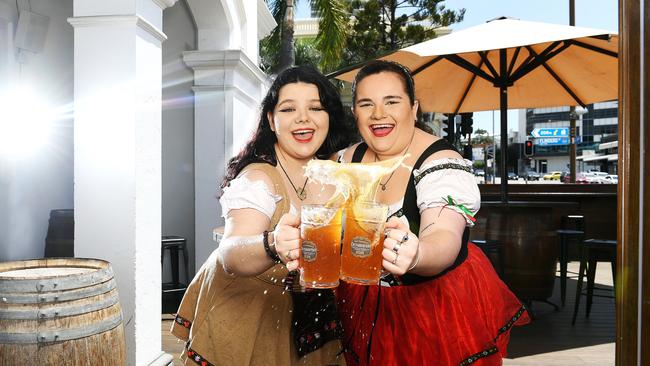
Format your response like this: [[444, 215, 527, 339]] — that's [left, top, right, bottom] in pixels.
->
[[382, 216, 420, 275], [273, 213, 301, 271]]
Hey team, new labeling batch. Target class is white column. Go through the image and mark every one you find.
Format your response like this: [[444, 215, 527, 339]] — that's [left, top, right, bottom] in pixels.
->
[[183, 49, 268, 266], [69, 0, 177, 365]]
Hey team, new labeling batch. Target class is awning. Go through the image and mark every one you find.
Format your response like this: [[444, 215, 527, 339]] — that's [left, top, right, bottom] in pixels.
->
[[579, 153, 618, 162], [598, 141, 618, 150]]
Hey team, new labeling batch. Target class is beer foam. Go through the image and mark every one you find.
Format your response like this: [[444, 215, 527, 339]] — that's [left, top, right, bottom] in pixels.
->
[[302, 205, 340, 226], [305, 155, 409, 207]]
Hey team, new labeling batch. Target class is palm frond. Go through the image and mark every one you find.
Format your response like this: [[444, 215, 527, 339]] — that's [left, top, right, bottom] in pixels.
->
[[260, 0, 287, 72], [311, 0, 349, 72]]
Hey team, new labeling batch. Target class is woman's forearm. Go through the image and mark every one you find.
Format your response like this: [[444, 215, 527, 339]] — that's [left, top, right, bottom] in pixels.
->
[[218, 234, 277, 276], [409, 230, 462, 276]]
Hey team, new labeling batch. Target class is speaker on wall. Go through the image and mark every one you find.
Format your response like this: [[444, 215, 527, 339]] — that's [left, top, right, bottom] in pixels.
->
[[14, 10, 49, 54]]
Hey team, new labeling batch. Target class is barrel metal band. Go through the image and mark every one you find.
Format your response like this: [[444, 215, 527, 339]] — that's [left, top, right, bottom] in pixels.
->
[[0, 291, 120, 320], [0, 279, 116, 304], [0, 312, 123, 344], [0, 266, 114, 293]]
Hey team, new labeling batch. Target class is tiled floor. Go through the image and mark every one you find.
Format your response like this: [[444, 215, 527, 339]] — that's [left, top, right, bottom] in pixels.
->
[[162, 262, 616, 365]]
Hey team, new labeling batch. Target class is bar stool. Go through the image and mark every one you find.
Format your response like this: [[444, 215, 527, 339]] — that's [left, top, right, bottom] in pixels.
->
[[472, 239, 504, 277], [556, 214, 585, 306], [571, 239, 617, 325], [162, 236, 189, 313]]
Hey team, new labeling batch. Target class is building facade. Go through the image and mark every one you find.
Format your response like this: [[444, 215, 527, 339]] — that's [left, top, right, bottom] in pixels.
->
[[523, 101, 619, 174]]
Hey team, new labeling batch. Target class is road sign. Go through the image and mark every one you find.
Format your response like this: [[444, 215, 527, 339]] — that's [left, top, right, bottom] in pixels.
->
[[531, 127, 569, 138], [535, 137, 569, 146]]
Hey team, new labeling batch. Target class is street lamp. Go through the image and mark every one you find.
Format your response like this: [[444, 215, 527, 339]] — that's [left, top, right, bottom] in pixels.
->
[[568, 105, 587, 182]]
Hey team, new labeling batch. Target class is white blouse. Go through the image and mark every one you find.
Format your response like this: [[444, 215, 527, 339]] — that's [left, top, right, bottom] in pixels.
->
[[219, 176, 282, 219], [413, 158, 480, 226]]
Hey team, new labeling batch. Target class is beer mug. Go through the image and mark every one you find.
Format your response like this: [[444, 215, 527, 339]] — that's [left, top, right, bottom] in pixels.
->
[[340, 201, 389, 285], [299, 204, 343, 288]]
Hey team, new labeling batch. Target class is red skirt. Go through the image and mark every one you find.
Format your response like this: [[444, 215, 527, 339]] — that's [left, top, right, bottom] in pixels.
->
[[337, 243, 530, 366]]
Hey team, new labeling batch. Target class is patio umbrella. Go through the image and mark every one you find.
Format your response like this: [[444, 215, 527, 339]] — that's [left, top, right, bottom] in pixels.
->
[[329, 17, 618, 203]]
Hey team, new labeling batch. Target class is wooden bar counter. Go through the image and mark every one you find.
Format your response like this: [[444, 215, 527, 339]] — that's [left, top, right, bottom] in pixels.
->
[[473, 184, 617, 303]]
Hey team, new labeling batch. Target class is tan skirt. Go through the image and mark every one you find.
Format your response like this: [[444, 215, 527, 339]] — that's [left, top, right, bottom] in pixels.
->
[[171, 250, 345, 366]]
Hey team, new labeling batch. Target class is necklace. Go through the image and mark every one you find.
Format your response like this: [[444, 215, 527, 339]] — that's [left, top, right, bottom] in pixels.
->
[[276, 151, 309, 200], [375, 135, 414, 191]]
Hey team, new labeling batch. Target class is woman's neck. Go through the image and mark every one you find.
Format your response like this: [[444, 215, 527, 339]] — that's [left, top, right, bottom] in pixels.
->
[[374, 129, 417, 162], [275, 145, 311, 172]]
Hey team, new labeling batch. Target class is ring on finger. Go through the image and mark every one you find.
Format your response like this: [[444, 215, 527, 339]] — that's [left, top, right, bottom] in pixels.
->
[[400, 233, 409, 243], [392, 242, 401, 253], [391, 252, 399, 265]]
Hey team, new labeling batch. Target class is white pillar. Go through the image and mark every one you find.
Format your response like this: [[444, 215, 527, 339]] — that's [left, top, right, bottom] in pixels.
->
[[69, 0, 177, 365], [183, 50, 268, 265]]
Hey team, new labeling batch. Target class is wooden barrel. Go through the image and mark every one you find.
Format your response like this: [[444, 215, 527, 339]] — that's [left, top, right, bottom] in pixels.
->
[[485, 204, 558, 301], [0, 258, 125, 365]]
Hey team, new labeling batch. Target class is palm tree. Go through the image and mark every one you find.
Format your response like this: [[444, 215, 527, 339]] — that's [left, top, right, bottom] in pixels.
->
[[263, 0, 348, 73]]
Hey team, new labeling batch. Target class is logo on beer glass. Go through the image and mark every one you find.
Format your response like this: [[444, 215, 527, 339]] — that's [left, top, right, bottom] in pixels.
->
[[302, 240, 318, 262], [351, 236, 372, 258]]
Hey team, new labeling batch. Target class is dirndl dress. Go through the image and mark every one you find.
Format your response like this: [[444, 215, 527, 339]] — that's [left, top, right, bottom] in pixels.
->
[[338, 140, 530, 366]]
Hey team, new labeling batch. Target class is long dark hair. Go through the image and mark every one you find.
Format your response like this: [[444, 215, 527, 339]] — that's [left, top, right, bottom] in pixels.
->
[[352, 60, 431, 133], [222, 65, 353, 188]]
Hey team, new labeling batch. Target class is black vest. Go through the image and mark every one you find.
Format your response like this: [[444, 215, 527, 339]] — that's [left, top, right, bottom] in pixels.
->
[[351, 139, 469, 285]]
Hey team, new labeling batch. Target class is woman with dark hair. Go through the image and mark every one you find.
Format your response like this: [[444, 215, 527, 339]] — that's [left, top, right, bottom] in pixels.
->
[[170, 65, 352, 366], [336, 60, 530, 365]]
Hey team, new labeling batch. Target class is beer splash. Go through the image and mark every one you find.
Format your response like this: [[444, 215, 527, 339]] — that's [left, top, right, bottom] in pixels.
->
[[305, 155, 409, 207]]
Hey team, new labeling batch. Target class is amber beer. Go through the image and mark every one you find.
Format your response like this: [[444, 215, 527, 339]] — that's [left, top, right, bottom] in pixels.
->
[[340, 201, 389, 285], [299, 204, 343, 288]]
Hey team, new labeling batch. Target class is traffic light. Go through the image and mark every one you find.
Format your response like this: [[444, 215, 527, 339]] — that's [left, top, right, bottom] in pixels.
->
[[463, 144, 473, 160], [524, 140, 534, 156], [460, 112, 474, 137]]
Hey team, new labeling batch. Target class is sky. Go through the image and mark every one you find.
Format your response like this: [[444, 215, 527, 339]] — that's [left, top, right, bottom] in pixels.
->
[[295, 0, 619, 136]]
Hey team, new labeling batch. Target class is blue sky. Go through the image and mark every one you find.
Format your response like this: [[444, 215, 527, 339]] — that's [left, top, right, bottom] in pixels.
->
[[295, 1, 618, 135]]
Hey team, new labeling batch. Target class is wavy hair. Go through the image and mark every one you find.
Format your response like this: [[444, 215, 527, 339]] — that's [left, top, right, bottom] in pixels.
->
[[222, 65, 353, 188]]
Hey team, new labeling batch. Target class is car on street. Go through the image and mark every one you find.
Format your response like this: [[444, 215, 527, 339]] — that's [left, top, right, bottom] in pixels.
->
[[604, 174, 618, 184], [474, 169, 485, 177], [543, 171, 562, 181], [581, 172, 607, 184], [507, 172, 519, 180], [562, 173, 589, 183], [523, 171, 541, 181]]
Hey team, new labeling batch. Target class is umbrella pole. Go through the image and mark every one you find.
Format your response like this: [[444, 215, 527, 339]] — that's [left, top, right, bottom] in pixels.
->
[[499, 49, 509, 203]]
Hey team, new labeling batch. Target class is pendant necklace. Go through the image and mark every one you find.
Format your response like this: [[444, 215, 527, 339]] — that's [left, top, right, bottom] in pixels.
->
[[375, 135, 414, 191], [277, 151, 309, 200]]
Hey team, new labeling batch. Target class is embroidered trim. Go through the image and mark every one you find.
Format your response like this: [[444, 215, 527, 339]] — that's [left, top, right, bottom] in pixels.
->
[[459, 346, 499, 366], [186, 347, 214, 366], [496, 305, 527, 337], [297, 319, 343, 348], [174, 314, 192, 329], [389, 208, 404, 219], [458, 305, 528, 366], [413, 163, 473, 185]]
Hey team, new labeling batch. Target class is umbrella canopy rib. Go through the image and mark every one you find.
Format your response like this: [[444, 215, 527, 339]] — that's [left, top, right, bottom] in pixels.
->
[[510, 41, 568, 83], [525, 45, 586, 107], [507, 47, 522, 77], [443, 54, 496, 84], [454, 59, 485, 114], [479, 51, 500, 80], [568, 39, 618, 58], [411, 56, 444, 76]]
